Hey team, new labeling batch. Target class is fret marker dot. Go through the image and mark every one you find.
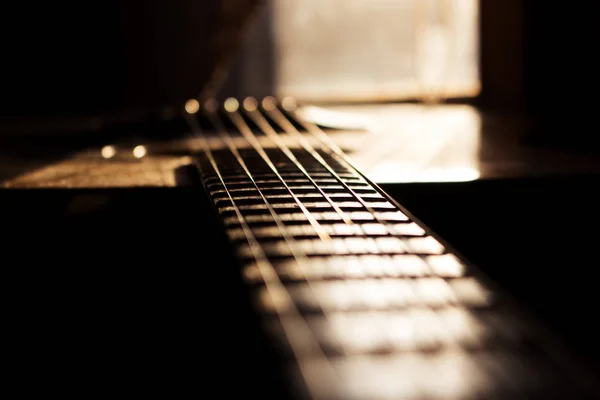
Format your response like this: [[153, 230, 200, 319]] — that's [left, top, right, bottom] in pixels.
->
[[185, 99, 199, 114], [224, 98, 239, 112]]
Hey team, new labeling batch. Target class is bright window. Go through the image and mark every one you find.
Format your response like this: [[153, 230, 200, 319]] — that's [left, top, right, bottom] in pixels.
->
[[226, 0, 479, 103]]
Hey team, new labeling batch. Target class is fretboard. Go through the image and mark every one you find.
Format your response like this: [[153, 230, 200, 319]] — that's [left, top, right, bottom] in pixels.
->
[[187, 97, 599, 399]]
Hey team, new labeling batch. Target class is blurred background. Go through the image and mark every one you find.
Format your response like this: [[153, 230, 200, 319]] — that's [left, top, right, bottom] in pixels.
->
[[221, 0, 479, 102]]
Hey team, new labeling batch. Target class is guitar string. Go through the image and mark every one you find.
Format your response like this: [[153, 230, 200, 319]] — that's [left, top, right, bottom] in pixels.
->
[[284, 100, 392, 195], [263, 97, 406, 240], [223, 100, 331, 241], [229, 101, 360, 243], [277, 99, 447, 258], [228, 98, 412, 361], [250, 100, 413, 356], [241, 97, 354, 226], [224, 97, 361, 344], [200, 101, 350, 358], [201, 104, 317, 265], [183, 101, 339, 396], [207, 102, 356, 355]]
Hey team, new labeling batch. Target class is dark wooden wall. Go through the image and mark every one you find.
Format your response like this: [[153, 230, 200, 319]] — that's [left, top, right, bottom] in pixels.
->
[[0, 1, 262, 118], [478, 0, 525, 111], [478, 0, 600, 115]]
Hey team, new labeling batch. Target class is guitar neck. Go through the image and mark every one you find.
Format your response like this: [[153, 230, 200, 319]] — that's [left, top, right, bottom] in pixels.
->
[[188, 97, 599, 399]]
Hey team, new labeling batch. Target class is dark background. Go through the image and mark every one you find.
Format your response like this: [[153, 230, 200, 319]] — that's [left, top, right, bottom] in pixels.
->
[[0, 0, 261, 118], [478, 0, 600, 151]]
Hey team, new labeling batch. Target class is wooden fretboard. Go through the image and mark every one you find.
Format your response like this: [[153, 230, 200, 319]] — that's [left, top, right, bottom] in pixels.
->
[[187, 97, 599, 399]]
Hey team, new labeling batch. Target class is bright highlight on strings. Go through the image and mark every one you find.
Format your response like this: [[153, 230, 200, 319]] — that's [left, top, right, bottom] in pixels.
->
[[185, 99, 200, 114], [224, 98, 239, 112]]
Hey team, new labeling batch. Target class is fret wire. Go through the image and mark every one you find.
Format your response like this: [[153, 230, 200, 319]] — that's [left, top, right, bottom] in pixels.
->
[[220, 100, 405, 357], [226, 107, 331, 241], [203, 107, 351, 357], [241, 99, 353, 226], [183, 106, 338, 395], [263, 100, 400, 239], [204, 109, 311, 262], [283, 102, 435, 244], [215, 101, 357, 357], [286, 105, 397, 203]]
